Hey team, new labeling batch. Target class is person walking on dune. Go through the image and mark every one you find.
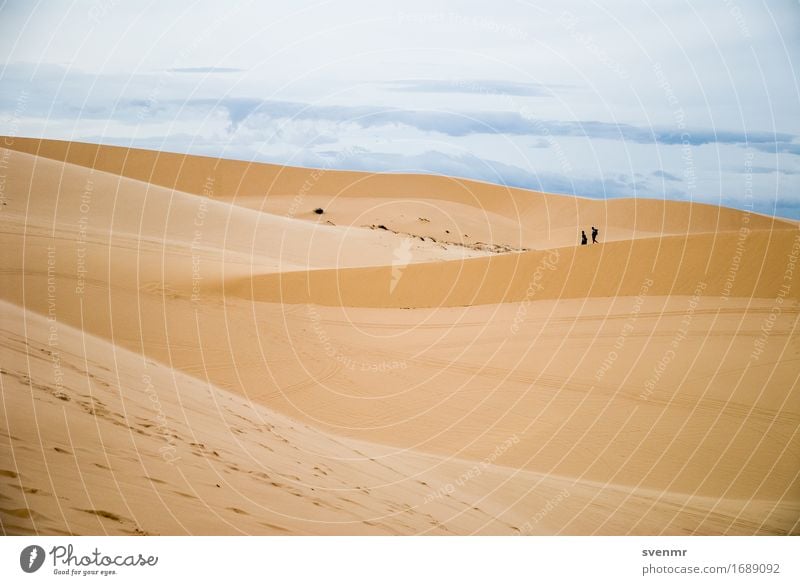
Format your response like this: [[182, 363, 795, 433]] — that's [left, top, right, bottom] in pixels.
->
[[580, 230, 588, 245], [591, 226, 598, 244]]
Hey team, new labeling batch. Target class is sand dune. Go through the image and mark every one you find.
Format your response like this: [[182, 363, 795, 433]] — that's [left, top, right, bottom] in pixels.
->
[[1, 149, 483, 275], [6, 136, 792, 250], [1, 137, 798, 535], [234, 230, 800, 307], [3, 301, 795, 535]]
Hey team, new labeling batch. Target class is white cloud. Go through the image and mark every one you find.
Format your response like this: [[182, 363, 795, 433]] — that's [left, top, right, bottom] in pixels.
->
[[1, 0, 798, 216]]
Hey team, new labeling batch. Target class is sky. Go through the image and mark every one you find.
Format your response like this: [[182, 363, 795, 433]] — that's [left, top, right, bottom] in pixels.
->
[[1, 0, 799, 217]]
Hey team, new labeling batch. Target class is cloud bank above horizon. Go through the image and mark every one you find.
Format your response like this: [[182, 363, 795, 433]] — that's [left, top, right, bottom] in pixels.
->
[[1, 0, 799, 217]]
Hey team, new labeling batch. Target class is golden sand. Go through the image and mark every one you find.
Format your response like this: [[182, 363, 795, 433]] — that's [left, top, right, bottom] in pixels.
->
[[1, 137, 797, 534]]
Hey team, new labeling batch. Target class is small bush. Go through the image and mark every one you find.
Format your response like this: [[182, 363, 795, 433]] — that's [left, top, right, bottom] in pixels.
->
[[313, 208, 324, 215]]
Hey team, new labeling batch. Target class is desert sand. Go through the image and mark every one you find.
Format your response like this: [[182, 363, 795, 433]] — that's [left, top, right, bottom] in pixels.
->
[[1, 136, 798, 535]]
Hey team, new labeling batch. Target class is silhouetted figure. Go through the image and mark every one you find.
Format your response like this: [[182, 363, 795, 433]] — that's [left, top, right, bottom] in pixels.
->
[[591, 226, 598, 244], [580, 230, 588, 246]]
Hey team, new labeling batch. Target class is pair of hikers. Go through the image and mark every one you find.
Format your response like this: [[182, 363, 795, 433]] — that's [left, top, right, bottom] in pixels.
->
[[581, 226, 599, 245]]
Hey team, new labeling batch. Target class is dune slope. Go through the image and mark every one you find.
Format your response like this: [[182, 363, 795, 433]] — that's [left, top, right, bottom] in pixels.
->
[[234, 230, 800, 307], [5, 136, 793, 250], [3, 301, 795, 535]]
